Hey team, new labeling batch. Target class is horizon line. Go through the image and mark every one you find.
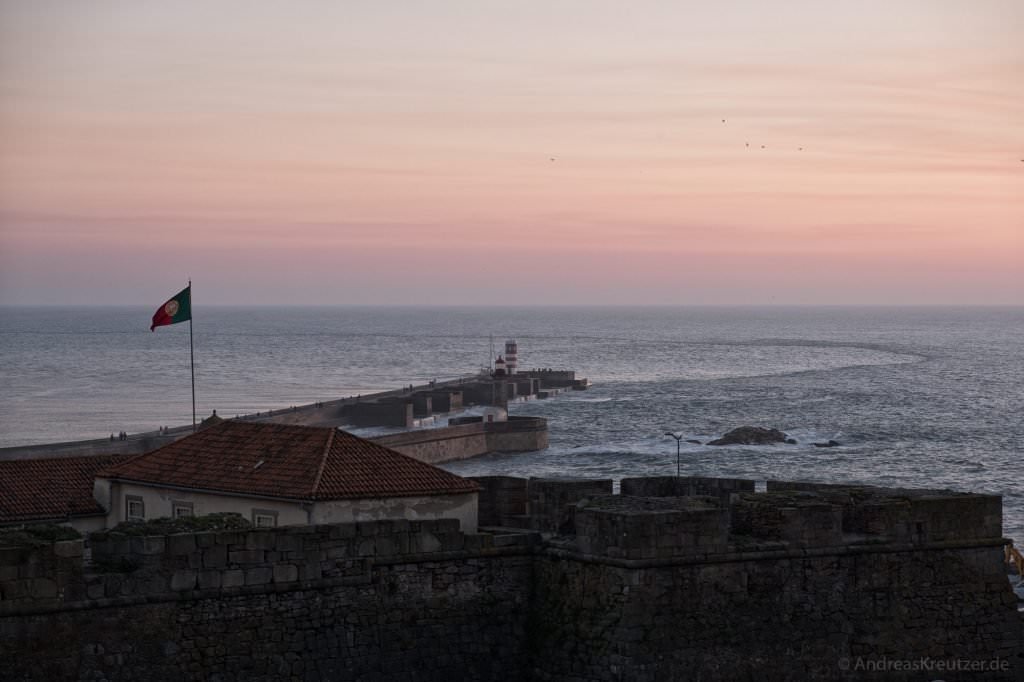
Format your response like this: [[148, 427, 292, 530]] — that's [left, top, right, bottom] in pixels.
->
[[1, 302, 1021, 309]]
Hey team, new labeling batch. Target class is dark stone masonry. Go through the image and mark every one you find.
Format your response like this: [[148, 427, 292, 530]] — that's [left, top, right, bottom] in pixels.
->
[[2, 476, 1022, 681]]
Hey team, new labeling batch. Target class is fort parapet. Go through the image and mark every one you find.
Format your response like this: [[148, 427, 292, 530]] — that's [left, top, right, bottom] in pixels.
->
[[2, 477, 1021, 681]]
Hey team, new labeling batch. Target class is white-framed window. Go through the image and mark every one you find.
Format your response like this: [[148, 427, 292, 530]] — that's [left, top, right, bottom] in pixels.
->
[[252, 509, 278, 528], [172, 501, 194, 518], [126, 495, 145, 521]]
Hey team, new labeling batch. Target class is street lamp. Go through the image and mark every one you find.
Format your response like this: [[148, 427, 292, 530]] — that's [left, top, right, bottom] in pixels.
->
[[664, 432, 683, 477]]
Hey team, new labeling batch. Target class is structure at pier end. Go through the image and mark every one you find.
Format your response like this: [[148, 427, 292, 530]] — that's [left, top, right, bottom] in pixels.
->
[[1, 476, 1021, 681]]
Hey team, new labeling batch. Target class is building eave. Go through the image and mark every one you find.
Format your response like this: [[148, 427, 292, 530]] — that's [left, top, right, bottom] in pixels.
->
[[96, 475, 315, 505]]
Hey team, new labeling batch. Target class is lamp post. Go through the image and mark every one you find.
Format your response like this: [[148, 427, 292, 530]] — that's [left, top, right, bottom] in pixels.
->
[[664, 432, 683, 477]]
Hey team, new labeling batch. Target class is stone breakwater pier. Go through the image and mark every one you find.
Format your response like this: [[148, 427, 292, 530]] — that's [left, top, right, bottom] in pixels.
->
[[0, 369, 587, 463], [2, 476, 1021, 681]]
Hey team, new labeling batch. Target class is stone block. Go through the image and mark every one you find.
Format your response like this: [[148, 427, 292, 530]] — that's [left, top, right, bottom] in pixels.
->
[[275, 534, 302, 552], [53, 540, 84, 558], [329, 524, 357, 539], [358, 522, 381, 536], [574, 496, 728, 558], [244, 567, 273, 586], [167, 534, 196, 555], [622, 476, 755, 503], [130, 536, 166, 556], [197, 570, 222, 590], [170, 570, 197, 592], [144, 571, 167, 594], [375, 537, 397, 557], [203, 544, 228, 568], [245, 531, 276, 550], [299, 560, 322, 581], [102, 574, 124, 598], [2, 579, 29, 600], [0, 565, 18, 581], [466, 532, 493, 548], [228, 549, 264, 565], [94, 535, 131, 558], [528, 478, 614, 533], [412, 533, 442, 554], [18, 558, 49, 579], [474, 476, 530, 526], [222, 570, 244, 588], [438, 533, 465, 551], [30, 578, 58, 599], [326, 544, 351, 560], [0, 547, 29, 566], [492, 534, 527, 548], [434, 518, 461, 534], [215, 532, 246, 546], [273, 564, 298, 583]]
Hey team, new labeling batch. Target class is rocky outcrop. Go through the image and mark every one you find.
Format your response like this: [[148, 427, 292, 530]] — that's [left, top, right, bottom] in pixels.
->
[[813, 440, 840, 448], [707, 426, 790, 446]]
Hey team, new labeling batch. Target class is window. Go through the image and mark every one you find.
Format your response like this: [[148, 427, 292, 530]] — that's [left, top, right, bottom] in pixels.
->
[[252, 509, 278, 528], [172, 501, 194, 518], [126, 495, 145, 521]]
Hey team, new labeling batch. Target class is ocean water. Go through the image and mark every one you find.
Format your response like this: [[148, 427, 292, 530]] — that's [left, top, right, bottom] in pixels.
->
[[1, 305, 1021, 540]]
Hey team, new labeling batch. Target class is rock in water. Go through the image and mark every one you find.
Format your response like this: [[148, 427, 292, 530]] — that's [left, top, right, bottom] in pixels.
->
[[813, 440, 840, 448], [707, 426, 790, 446]]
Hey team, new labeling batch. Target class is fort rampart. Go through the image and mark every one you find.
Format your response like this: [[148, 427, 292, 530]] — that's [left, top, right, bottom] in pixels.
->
[[1, 520, 535, 680], [2, 477, 1021, 681]]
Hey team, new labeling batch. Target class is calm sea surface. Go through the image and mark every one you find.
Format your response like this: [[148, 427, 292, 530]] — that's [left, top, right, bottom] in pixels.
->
[[1, 306, 1021, 539]]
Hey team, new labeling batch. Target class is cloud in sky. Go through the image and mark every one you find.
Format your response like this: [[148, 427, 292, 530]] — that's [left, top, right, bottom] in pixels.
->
[[0, 1, 1021, 304]]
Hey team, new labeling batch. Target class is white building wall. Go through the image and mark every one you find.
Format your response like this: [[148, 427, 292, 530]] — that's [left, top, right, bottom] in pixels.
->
[[312, 493, 478, 532], [101, 480, 308, 528], [96, 480, 477, 532]]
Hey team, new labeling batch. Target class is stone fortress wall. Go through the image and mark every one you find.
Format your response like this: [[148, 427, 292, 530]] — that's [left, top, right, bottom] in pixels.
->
[[0, 519, 536, 680], [2, 476, 1021, 681]]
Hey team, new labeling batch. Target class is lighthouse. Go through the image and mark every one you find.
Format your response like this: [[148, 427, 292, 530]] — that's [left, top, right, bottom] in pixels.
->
[[493, 355, 507, 377], [504, 339, 518, 375]]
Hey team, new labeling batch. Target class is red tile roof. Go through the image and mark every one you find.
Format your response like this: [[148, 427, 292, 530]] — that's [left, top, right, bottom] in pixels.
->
[[0, 453, 134, 523], [98, 421, 479, 501]]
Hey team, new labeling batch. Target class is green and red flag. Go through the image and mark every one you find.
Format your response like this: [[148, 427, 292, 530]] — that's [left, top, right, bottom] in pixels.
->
[[150, 285, 192, 331]]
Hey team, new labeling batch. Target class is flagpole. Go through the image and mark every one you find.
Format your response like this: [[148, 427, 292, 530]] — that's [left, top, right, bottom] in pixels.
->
[[189, 279, 196, 432]]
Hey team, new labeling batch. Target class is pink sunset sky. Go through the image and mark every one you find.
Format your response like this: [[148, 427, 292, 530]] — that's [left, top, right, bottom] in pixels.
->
[[0, 1, 1021, 305]]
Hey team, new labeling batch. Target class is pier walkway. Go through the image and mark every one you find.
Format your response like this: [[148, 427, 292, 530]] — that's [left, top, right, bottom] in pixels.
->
[[0, 370, 582, 462]]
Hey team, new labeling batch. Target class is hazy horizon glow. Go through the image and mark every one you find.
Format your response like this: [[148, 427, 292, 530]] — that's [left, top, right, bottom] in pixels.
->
[[1, 1, 1021, 305]]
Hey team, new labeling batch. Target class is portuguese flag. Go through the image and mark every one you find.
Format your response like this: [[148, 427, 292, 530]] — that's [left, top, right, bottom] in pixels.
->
[[150, 285, 192, 331]]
